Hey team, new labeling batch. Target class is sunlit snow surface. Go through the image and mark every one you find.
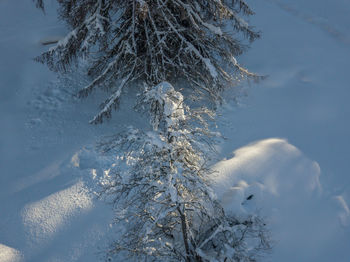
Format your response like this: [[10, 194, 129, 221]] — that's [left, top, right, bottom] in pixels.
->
[[0, 244, 22, 262], [212, 139, 350, 262], [1, 0, 350, 261]]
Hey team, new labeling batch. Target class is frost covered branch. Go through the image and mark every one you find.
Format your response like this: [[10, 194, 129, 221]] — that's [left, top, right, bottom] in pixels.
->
[[36, 0, 261, 123], [97, 83, 270, 261], [34, 1, 270, 261]]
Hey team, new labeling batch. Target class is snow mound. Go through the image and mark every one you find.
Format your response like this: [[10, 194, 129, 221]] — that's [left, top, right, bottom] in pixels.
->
[[211, 138, 321, 215], [21, 181, 93, 245], [0, 244, 22, 262], [211, 138, 350, 261]]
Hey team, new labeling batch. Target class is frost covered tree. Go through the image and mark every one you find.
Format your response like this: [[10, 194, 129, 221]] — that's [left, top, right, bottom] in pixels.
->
[[35, 1, 270, 261], [99, 83, 269, 261], [36, 0, 260, 123]]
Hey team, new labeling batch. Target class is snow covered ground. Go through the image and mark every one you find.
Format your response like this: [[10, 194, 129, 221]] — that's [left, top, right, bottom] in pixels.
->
[[215, 0, 350, 261], [1, 0, 349, 261]]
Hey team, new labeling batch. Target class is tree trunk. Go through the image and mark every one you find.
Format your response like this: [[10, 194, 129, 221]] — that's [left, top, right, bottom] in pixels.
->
[[177, 205, 192, 262]]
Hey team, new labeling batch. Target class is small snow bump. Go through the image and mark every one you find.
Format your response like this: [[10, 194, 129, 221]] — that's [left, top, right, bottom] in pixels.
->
[[334, 195, 350, 227], [0, 244, 22, 262], [21, 181, 93, 243], [71, 152, 80, 168]]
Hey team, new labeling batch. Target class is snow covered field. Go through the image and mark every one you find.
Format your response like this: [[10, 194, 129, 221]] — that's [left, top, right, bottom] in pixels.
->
[[1, 0, 349, 261]]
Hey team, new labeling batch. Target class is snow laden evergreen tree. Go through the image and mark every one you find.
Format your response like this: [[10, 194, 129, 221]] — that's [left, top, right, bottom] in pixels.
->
[[36, 1, 270, 261], [99, 83, 269, 261], [36, 0, 260, 123]]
